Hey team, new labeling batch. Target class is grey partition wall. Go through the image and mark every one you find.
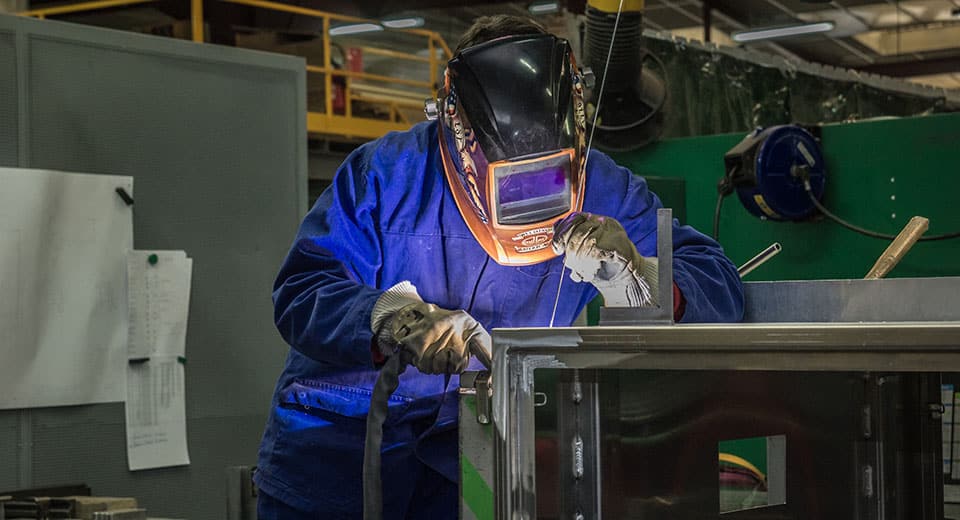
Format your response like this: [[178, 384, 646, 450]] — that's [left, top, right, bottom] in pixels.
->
[[0, 29, 16, 165], [0, 14, 307, 519]]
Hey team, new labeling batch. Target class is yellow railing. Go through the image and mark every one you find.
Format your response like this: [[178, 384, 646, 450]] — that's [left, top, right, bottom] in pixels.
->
[[20, 0, 158, 20], [20, 0, 452, 141]]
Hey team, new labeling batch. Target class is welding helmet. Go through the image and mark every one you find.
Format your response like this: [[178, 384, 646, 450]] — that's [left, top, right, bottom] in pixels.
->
[[426, 34, 593, 266]]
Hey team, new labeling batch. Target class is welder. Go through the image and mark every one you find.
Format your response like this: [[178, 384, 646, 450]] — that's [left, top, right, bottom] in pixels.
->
[[255, 14, 744, 520]]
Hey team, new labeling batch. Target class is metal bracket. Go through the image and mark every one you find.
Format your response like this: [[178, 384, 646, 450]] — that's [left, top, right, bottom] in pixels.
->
[[459, 370, 492, 424], [599, 207, 674, 325], [557, 370, 601, 519]]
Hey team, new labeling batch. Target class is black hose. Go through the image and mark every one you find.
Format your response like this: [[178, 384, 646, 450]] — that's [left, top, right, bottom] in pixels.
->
[[803, 181, 960, 241], [713, 192, 725, 241], [363, 354, 402, 520], [584, 6, 643, 94]]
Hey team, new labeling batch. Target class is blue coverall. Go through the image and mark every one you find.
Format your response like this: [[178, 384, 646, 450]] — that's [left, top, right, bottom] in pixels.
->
[[255, 120, 744, 518]]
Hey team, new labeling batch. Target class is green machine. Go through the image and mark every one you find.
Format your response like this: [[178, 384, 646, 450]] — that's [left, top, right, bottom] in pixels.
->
[[613, 112, 960, 281]]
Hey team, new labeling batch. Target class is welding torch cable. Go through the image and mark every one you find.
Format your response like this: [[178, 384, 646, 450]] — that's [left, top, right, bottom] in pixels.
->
[[713, 191, 725, 240], [549, 0, 626, 328], [362, 353, 402, 520], [363, 337, 491, 519]]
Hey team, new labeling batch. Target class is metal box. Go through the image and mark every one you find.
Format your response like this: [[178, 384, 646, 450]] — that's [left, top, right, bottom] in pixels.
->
[[461, 278, 960, 519]]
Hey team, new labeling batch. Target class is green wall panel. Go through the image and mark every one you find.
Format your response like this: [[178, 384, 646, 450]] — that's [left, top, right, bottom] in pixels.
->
[[614, 112, 960, 281]]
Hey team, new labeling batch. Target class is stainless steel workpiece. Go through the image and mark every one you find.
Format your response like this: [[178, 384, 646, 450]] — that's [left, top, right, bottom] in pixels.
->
[[491, 322, 960, 519]]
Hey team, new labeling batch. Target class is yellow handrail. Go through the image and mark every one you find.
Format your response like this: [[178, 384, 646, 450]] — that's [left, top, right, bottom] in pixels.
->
[[222, 0, 440, 39], [19, 0, 453, 141], [190, 0, 203, 42], [19, 0, 154, 18], [432, 36, 453, 61], [360, 46, 432, 64], [306, 66, 434, 90]]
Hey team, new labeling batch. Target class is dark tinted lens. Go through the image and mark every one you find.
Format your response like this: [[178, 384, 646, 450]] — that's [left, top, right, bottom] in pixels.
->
[[495, 156, 571, 225], [497, 166, 567, 204]]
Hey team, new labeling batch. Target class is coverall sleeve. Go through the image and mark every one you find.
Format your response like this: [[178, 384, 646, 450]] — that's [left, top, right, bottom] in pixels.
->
[[272, 146, 385, 367], [599, 153, 745, 323]]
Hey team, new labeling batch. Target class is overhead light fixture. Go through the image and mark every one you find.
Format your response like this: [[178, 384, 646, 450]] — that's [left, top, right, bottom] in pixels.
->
[[329, 23, 384, 36], [732, 21, 835, 42], [528, 1, 560, 14], [382, 17, 425, 29]]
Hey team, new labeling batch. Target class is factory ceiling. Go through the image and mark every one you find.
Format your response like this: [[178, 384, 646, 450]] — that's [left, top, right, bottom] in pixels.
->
[[11, 0, 960, 89]]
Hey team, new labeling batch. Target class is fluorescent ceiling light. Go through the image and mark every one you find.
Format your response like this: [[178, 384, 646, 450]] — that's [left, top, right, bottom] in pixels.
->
[[382, 17, 425, 29], [329, 23, 383, 36], [529, 2, 559, 14], [732, 22, 835, 42]]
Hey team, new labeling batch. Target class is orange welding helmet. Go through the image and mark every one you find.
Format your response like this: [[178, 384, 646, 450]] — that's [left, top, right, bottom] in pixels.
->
[[426, 34, 593, 266]]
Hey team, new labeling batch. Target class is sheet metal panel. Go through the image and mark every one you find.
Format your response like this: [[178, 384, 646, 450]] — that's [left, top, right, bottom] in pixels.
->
[[744, 277, 960, 323]]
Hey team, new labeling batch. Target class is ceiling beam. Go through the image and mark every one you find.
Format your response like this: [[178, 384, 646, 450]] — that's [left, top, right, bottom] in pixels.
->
[[882, 0, 922, 25], [763, 0, 876, 64], [875, 0, 926, 61], [858, 54, 960, 76], [659, 0, 803, 61]]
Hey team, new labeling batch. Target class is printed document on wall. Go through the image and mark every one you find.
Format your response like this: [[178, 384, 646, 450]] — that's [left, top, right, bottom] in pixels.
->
[[126, 355, 190, 470], [0, 167, 132, 409], [125, 250, 192, 470], [127, 250, 193, 358]]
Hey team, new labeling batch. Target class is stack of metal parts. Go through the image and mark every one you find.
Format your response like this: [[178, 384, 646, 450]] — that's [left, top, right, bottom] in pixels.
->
[[0, 497, 72, 519], [0, 495, 143, 520], [90, 510, 146, 520], [68, 498, 138, 520]]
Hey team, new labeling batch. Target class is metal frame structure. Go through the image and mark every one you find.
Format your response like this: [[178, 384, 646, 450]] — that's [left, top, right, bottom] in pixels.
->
[[17, 0, 453, 141], [491, 322, 960, 518]]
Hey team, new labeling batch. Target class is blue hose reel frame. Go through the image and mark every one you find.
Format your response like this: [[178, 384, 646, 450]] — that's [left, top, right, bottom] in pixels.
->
[[724, 125, 827, 222]]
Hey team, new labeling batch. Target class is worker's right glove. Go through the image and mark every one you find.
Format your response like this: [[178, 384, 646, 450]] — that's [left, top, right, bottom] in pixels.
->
[[552, 212, 659, 307], [371, 282, 490, 374]]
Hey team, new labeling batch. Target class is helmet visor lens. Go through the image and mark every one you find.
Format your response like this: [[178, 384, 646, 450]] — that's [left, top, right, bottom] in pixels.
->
[[493, 150, 573, 225]]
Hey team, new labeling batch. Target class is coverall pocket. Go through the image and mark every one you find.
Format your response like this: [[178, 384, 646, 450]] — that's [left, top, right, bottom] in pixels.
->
[[278, 379, 414, 425], [267, 381, 423, 515]]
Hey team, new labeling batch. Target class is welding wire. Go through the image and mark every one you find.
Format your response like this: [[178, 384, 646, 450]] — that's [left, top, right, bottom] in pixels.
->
[[549, 0, 625, 327], [549, 268, 565, 327]]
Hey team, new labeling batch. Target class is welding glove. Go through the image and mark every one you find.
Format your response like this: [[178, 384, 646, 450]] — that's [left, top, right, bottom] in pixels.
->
[[552, 212, 659, 307], [370, 282, 490, 375]]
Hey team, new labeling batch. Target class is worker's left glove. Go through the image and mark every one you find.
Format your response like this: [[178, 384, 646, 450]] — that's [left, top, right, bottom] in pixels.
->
[[552, 212, 659, 307], [371, 282, 490, 374]]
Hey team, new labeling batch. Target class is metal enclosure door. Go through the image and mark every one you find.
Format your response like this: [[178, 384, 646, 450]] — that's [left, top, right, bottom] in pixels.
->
[[533, 369, 942, 520]]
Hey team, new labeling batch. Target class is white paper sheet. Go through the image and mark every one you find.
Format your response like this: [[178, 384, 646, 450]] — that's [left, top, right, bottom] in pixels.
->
[[125, 355, 190, 471], [0, 168, 132, 409], [127, 251, 193, 359], [125, 250, 192, 470]]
